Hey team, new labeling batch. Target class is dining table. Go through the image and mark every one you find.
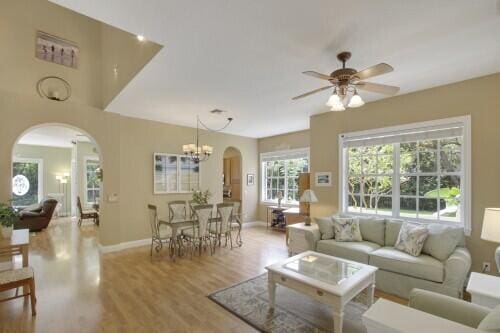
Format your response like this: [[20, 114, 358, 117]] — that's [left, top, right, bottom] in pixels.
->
[[0, 229, 30, 267]]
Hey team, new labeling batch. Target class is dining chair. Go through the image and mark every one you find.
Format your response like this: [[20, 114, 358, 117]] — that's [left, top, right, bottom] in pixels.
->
[[182, 204, 214, 257], [187, 200, 198, 219], [148, 204, 172, 259], [168, 200, 188, 221], [77, 196, 99, 226], [231, 201, 243, 247], [210, 203, 234, 249], [0, 267, 36, 316]]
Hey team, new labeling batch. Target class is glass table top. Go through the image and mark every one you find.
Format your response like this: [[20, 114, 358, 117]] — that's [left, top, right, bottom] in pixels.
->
[[283, 254, 363, 285]]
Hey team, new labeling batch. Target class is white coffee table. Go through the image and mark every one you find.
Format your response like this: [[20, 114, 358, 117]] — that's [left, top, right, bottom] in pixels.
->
[[265, 251, 378, 333]]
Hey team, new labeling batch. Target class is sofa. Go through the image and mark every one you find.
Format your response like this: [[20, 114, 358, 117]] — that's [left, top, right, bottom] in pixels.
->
[[303, 215, 471, 299], [15, 199, 58, 231]]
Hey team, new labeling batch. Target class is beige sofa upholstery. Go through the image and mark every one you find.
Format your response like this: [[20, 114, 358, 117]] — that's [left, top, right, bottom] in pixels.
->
[[304, 217, 471, 299]]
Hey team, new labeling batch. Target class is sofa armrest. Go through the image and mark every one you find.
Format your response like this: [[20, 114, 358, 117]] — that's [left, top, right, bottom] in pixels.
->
[[20, 211, 43, 218], [303, 226, 321, 251], [409, 288, 489, 328], [444, 247, 472, 294]]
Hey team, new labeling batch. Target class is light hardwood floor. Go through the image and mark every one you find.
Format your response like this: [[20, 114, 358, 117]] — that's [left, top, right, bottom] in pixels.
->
[[0, 218, 405, 332]]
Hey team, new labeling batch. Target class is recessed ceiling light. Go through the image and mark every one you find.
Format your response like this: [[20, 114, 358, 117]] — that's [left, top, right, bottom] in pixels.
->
[[137, 35, 145, 42]]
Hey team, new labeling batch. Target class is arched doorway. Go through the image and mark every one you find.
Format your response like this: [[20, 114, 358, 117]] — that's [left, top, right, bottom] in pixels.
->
[[11, 123, 103, 231], [222, 147, 242, 206]]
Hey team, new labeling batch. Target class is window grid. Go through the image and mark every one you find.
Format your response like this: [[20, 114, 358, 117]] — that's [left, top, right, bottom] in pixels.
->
[[262, 157, 308, 204], [344, 138, 463, 224]]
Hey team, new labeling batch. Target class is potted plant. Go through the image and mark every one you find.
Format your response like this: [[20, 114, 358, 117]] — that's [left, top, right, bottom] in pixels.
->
[[0, 202, 18, 238], [192, 190, 212, 205]]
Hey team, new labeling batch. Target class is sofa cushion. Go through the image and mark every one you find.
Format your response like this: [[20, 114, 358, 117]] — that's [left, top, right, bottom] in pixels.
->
[[358, 217, 386, 246], [394, 222, 429, 256], [333, 217, 362, 242], [315, 216, 334, 240], [423, 224, 463, 261], [316, 240, 380, 264], [369, 247, 444, 283], [478, 304, 500, 332], [385, 219, 404, 246]]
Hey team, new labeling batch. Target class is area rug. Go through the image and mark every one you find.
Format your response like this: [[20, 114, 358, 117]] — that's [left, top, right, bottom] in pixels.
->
[[208, 273, 372, 333]]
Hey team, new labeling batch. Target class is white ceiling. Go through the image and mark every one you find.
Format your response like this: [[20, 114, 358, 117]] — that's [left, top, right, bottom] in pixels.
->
[[18, 126, 90, 148], [50, 0, 500, 138]]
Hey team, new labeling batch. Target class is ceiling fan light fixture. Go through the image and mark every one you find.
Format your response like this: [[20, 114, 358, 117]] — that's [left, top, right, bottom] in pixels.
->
[[331, 102, 345, 112], [348, 91, 365, 108], [326, 90, 341, 107]]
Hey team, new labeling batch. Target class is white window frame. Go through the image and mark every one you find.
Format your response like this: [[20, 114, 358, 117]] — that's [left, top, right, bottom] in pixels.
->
[[260, 147, 310, 206], [338, 116, 471, 235], [153, 153, 201, 194], [12, 157, 44, 206], [84, 155, 100, 205]]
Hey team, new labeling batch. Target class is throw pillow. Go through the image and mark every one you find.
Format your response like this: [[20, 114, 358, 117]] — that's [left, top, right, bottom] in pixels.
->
[[478, 305, 500, 332], [333, 217, 362, 242], [315, 216, 335, 240], [394, 222, 429, 256], [339, 214, 385, 246], [385, 219, 404, 246], [422, 224, 463, 261]]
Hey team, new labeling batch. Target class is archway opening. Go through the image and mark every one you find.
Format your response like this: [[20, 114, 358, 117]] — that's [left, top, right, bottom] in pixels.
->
[[11, 124, 103, 233]]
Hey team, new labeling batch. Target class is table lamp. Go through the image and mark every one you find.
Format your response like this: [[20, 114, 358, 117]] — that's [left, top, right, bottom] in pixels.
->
[[481, 208, 500, 272], [300, 189, 318, 226]]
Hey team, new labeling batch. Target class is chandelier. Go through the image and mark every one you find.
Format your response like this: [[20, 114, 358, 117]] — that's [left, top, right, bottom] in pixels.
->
[[182, 115, 233, 163]]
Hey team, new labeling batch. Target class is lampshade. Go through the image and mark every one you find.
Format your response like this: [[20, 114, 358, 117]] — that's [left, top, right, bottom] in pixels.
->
[[326, 92, 341, 107], [481, 208, 500, 243], [300, 189, 318, 203], [330, 102, 345, 112], [348, 92, 365, 108]]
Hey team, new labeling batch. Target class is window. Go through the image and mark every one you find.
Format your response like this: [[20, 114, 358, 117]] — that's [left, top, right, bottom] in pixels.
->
[[261, 148, 309, 204], [339, 116, 471, 233], [154, 153, 200, 194], [11, 158, 43, 207], [84, 157, 100, 205]]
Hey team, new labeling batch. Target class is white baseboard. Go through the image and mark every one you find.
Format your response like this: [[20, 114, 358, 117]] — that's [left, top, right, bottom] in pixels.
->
[[99, 238, 151, 254], [242, 221, 267, 229]]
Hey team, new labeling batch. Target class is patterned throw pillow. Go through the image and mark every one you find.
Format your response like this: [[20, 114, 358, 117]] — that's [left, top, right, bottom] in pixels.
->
[[333, 217, 362, 242], [395, 222, 429, 256]]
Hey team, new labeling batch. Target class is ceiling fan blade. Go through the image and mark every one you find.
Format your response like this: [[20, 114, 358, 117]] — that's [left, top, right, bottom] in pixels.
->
[[292, 86, 332, 100], [356, 81, 400, 95], [353, 63, 394, 81], [302, 71, 335, 81]]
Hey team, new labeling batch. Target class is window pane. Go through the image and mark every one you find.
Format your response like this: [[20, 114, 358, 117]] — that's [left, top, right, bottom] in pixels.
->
[[400, 176, 417, 196], [419, 176, 438, 196], [419, 140, 437, 150], [376, 176, 392, 196], [287, 177, 297, 190], [401, 142, 417, 153], [400, 198, 417, 218], [440, 137, 462, 151], [348, 194, 361, 213], [440, 176, 461, 222], [419, 151, 437, 172], [440, 150, 461, 172], [278, 178, 285, 191], [419, 198, 438, 220], [362, 195, 376, 214], [348, 177, 361, 194], [377, 196, 392, 216], [362, 155, 377, 174], [12, 161, 39, 207], [377, 154, 393, 174], [349, 157, 361, 175], [400, 153, 417, 173], [363, 176, 377, 196], [271, 178, 277, 189]]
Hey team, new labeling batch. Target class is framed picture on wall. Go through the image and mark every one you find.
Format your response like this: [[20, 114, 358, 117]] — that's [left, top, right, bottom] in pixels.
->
[[247, 174, 255, 186], [35, 31, 79, 69], [315, 172, 332, 187]]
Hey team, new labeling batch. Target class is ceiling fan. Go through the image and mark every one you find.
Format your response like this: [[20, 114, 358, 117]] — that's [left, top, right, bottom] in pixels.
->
[[292, 51, 400, 111]]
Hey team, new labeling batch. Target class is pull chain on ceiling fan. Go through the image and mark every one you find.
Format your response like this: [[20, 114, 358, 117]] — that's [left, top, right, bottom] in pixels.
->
[[292, 52, 400, 111]]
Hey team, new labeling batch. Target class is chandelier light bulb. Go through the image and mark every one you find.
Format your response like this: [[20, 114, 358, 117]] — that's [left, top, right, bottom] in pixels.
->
[[331, 102, 345, 112], [326, 90, 341, 107], [348, 91, 365, 108]]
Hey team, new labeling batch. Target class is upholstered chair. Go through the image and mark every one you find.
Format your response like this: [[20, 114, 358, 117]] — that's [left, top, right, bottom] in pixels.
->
[[16, 198, 58, 231]]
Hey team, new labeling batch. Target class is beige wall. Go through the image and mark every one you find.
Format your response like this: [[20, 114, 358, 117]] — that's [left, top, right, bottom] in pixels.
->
[[257, 129, 310, 221], [12, 144, 72, 215], [0, 0, 161, 109], [310, 72, 500, 275]]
